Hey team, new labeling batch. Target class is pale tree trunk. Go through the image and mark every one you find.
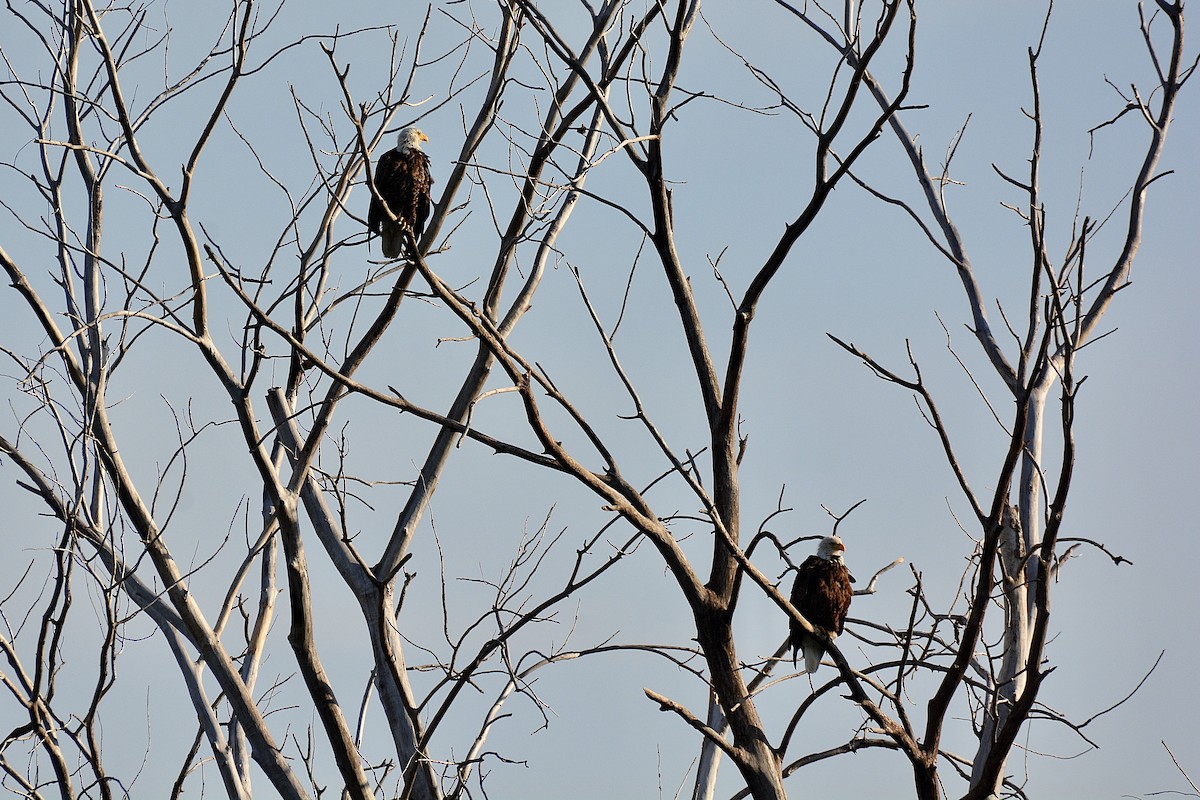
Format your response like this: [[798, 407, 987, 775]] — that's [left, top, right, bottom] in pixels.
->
[[970, 374, 1053, 795], [692, 694, 726, 800]]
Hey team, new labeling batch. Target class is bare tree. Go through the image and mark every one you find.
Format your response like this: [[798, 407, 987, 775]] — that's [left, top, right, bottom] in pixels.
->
[[821, 3, 1194, 796], [1, 2, 1192, 799]]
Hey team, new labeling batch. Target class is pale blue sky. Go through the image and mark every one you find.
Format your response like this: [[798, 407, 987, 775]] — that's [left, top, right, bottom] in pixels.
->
[[1, 2, 1196, 798]]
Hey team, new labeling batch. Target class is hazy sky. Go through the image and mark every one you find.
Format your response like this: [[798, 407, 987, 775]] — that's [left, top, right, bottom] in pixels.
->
[[1, 1, 1196, 798]]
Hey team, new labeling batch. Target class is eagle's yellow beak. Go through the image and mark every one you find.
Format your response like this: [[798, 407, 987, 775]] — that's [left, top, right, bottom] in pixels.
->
[[420, 132, 429, 143]]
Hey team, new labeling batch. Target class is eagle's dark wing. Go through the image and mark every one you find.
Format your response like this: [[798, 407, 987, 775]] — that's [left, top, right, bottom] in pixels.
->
[[405, 149, 433, 237], [368, 148, 405, 236], [830, 562, 852, 634]]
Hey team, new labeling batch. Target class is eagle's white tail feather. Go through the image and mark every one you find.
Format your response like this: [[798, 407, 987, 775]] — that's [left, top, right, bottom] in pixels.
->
[[801, 630, 837, 674], [802, 639, 823, 674]]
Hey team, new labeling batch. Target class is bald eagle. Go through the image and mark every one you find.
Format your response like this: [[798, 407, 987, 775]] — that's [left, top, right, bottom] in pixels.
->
[[789, 535, 854, 674], [368, 127, 433, 259]]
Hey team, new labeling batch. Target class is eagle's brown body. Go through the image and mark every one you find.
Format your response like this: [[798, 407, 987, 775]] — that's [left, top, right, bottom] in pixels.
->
[[789, 538, 853, 674], [368, 129, 433, 258]]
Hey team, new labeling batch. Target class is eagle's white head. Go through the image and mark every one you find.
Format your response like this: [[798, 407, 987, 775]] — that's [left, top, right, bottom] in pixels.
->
[[817, 535, 847, 564], [398, 127, 428, 152]]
